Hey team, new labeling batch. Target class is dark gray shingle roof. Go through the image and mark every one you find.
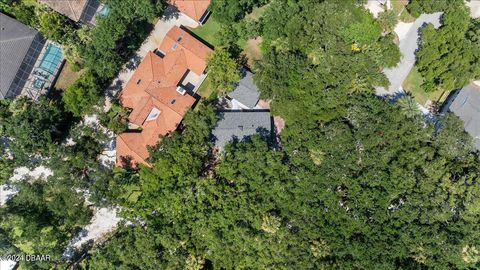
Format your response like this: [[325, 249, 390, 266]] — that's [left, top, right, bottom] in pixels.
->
[[449, 83, 480, 150], [0, 13, 38, 98], [228, 70, 260, 108], [212, 110, 272, 148]]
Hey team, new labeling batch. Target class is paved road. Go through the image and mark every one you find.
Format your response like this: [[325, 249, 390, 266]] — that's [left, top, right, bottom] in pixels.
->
[[376, 12, 443, 96]]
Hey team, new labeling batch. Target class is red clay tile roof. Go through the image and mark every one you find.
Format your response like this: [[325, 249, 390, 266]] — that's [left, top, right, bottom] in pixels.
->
[[169, 0, 211, 22], [116, 27, 212, 167], [159, 26, 212, 75]]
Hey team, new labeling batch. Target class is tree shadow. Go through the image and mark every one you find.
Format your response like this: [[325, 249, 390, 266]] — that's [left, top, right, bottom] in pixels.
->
[[106, 79, 125, 98], [162, 5, 180, 21], [125, 54, 143, 71], [118, 155, 136, 169]]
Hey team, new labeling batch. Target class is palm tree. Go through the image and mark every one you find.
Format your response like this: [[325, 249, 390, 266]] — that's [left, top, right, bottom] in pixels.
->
[[396, 94, 420, 119]]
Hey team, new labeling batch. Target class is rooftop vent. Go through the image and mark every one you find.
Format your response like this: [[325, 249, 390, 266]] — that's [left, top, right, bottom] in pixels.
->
[[176, 86, 187, 95], [172, 43, 178, 50], [171, 99, 176, 105], [177, 36, 183, 42]]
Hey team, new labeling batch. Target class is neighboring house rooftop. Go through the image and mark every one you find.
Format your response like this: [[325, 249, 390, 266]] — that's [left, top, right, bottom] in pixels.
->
[[116, 26, 212, 167], [448, 83, 480, 150], [169, 0, 211, 23], [228, 70, 260, 109], [0, 13, 39, 99], [212, 110, 272, 148], [38, 0, 101, 24]]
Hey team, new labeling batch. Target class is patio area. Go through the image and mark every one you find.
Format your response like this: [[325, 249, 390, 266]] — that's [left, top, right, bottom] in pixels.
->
[[180, 70, 207, 93], [21, 42, 64, 100]]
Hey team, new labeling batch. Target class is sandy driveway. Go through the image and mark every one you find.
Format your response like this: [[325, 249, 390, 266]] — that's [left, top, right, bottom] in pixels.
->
[[376, 12, 443, 96]]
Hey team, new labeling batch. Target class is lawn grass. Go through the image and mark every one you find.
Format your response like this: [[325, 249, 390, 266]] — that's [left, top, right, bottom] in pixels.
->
[[391, 0, 416, 22], [403, 67, 447, 106], [188, 16, 221, 47], [196, 76, 217, 100], [53, 62, 83, 91]]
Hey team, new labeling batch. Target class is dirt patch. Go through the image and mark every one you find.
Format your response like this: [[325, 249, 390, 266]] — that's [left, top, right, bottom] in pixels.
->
[[274, 116, 285, 134], [257, 99, 271, 109], [243, 37, 263, 68], [53, 62, 83, 91]]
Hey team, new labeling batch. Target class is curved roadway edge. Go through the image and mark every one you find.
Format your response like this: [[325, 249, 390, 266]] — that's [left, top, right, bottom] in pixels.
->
[[376, 12, 443, 96]]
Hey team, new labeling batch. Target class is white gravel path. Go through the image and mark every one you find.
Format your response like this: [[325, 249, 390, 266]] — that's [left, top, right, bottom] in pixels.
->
[[364, 0, 391, 18], [466, 0, 480, 18], [376, 12, 443, 96], [63, 207, 121, 259], [0, 184, 18, 206], [9, 166, 53, 182], [1, 166, 53, 206]]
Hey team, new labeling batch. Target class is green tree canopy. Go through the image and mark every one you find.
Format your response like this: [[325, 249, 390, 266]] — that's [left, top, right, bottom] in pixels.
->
[[416, 5, 480, 92], [63, 72, 103, 117], [206, 47, 241, 93], [0, 98, 72, 165]]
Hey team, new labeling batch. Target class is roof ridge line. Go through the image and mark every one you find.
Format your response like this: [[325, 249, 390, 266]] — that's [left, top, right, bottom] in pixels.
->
[[67, 1, 79, 21], [0, 35, 37, 44], [118, 135, 148, 164], [146, 87, 184, 119]]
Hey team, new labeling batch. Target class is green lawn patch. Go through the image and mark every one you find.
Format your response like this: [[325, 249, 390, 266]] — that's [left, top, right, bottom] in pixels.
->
[[403, 67, 448, 106], [391, 0, 415, 22], [187, 16, 221, 47], [196, 76, 217, 100]]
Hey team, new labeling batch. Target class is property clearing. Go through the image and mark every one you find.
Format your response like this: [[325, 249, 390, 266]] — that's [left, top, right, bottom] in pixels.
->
[[187, 15, 221, 47], [391, 0, 415, 22], [244, 37, 263, 68], [52, 62, 83, 90]]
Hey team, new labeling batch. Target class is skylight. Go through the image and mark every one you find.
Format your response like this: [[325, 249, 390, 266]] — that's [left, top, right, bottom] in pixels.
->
[[145, 107, 161, 122]]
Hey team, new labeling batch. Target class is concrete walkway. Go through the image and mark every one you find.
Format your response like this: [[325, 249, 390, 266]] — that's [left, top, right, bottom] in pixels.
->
[[376, 12, 443, 96], [104, 6, 199, 111]]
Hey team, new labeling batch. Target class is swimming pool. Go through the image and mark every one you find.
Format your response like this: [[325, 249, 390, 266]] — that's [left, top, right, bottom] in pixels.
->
[[98, 5, 110, 17], [39, 43, 63, 75]]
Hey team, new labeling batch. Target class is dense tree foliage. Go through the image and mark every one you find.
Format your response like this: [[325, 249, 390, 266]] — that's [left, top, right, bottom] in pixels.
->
[[83, 226, 162, 269], [407, 0, 464, 17], [0, 178, 92, 269], [37, 8, 74, 43], [206, 48, 241, 93], [2, 1, 480, 269], [416, 5, 480, 92], [80, 1, 480, 269], [0, 98, 72, 165], [63, 72, 103, 116], [210, 0, 269, 23], [99, 102, 129, 134], [83, 95, 480, 269], [78, 0, 166, 78], [255, 0, 399, 123]]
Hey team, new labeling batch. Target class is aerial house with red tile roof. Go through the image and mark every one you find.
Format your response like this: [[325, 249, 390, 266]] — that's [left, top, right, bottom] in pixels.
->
[[116, 26, 212, 167], [169, 0, 211, 24]]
